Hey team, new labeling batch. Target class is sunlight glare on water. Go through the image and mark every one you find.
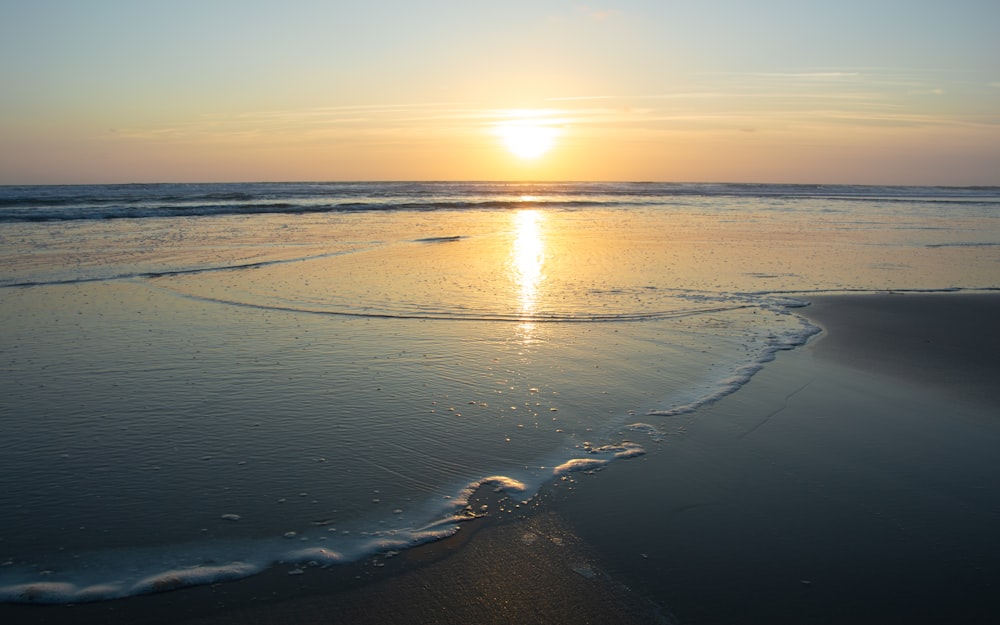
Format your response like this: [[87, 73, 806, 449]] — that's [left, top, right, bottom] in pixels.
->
[[511, 209, 545, 318]]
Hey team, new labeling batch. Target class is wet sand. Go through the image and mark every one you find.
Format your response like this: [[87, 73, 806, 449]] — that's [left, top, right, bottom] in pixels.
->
[[6, 292, 1000, 624], [3, 494, 667, 625], [551, 292, 1000, 624], [805, 293, 1000, 407]]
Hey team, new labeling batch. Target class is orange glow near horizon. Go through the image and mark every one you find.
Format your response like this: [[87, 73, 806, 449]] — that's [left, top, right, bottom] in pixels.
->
[[3, 4, 999, 185]]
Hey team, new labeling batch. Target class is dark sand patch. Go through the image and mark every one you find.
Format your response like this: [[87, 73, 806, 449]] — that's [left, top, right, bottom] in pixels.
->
[[551, 292, 1000, 624], [804, 292, 1000, 407]]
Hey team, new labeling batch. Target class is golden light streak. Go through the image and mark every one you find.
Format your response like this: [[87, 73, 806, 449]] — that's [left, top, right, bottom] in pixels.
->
[[510, 209, 546, 324]]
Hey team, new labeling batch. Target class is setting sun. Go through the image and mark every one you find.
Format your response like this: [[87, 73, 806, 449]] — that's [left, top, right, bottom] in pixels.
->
[[495, 118, 560, 159]]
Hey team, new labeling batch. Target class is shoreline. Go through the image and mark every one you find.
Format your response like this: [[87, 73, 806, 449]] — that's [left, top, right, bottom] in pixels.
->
[[4, 291, 999, 624], [550, 291, 1000, 624]]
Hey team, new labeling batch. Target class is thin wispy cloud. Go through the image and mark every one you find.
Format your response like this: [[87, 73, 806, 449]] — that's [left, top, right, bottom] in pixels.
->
[[108, 57, 998, 152]]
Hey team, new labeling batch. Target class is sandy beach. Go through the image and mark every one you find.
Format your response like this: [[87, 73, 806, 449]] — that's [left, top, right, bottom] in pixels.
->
[[553, 292, 1000, 624], [5, 291, 998, 625]]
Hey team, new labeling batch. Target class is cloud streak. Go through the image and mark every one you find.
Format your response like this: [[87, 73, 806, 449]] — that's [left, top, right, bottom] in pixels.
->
[[107, 62, 999, 151]]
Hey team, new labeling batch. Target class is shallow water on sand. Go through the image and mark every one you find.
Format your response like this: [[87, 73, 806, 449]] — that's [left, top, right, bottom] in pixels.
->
[[1, 186, 998, 603]]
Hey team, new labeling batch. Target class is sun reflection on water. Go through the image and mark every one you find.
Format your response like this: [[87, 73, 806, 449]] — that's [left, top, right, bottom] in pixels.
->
[[511, 210, 546, 336]]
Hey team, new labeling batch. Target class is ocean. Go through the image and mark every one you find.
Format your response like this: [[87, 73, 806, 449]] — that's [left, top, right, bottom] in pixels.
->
[[1, 181, 998, 604]]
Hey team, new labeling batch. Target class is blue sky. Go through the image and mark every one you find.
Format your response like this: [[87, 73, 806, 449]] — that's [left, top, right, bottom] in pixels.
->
[[2, 1, 998, 184]]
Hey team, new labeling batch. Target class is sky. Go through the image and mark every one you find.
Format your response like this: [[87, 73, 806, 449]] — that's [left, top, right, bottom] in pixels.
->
[[1, 0, 998, 185]]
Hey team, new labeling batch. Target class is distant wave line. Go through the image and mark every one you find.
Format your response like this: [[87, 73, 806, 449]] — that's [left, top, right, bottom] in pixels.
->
[[0, 249, 369, 289], [0, 199, 631, 222], [925, 242, 1000, 248], [3, 181, 998, 222], [152, 287, 753, 323]]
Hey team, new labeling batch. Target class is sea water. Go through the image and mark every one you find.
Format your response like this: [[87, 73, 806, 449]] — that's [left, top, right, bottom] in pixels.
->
[[1, 182, 998, 603]]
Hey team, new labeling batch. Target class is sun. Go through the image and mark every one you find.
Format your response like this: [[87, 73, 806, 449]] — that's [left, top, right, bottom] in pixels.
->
[[495, 119, 559, 159]]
